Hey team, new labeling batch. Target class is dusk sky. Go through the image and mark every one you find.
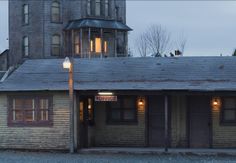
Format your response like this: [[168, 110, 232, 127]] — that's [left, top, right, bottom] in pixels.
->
[[0, 1, 236, 56]]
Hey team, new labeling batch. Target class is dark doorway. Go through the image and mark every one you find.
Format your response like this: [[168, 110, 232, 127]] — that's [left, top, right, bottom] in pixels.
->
[[188, 96, 211, 148], [78, 96, 89, 148], [148, 96, 167, 147]]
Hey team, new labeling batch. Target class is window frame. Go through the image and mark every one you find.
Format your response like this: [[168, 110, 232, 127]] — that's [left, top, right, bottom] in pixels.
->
[[104, 0, 109, 17], [106, 96, 138, 125], [221, 97, 236, 125], [87, 0, 91, 16], [8, 95, 53, 127], [51, 1, 61, 23], [22, 4, 29, 25], [22, 36, 29, 57], [95, 0, 101, 16], [51, 34, 61, 56]]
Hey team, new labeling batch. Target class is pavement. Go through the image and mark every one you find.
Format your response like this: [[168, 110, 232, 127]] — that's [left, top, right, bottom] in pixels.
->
[[80, 147, 236, 156], [0, 150, 235, 163]]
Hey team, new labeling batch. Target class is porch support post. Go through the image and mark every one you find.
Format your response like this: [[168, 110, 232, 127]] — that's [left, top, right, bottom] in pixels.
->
[[100, 28, 103, 58], [88, 28, 91, 59], [80, 28, 83, 58], [124, 31, 127, 56], [164, 95, 169, 152], [71, 30, 74, 57], [114, 29, 117, 57], [69, 57, 75, 153]]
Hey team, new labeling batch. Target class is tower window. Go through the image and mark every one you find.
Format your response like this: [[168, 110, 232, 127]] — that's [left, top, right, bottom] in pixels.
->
[[74, 35, 80, 55], [104, 41, 108, 53], [51, 34, 61, 56], [87, 0, 91, 16], [22, 4, 29, 25], [51, 1, 61, 22], [23, 36, 29, 57], [95, 38, 101, 53], [105, 0, 109, 17], [95, 0, 101, 16]]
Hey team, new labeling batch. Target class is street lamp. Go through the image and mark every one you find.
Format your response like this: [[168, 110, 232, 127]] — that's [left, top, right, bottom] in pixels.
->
[[63, 57, 75, 153]]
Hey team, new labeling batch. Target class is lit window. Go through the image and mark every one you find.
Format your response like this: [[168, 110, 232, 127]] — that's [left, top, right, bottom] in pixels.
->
[[23, 4, 29, 25], [87, 0, 91, 16], [90, 40, 94, 52], [74, 35, 80, 55], [95, 0, 101, 16], [221, 98, 236, 124], [105, 0, 109, 17], [9, 96, 52, 126], [104, 41, 108, 53], [51, 34, 61, 56], [95, 38, 101, 53], [88, 98, 94, 124], [23, 36, 29, 57], [51, 1, 60, 22]]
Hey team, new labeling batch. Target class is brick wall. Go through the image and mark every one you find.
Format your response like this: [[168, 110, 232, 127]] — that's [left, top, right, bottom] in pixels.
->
[[90, 98, 146, 147], [0, 92, 70, 150], [212, 102, 236, 148]]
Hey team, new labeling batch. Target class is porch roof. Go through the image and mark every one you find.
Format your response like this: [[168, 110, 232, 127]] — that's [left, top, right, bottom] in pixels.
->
[[1, 57, 236, 92], [64, 18, 132, 31]]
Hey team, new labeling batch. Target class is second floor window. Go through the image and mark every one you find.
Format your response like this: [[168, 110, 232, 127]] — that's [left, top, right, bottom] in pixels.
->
[[51, 35, 61, 56], [87, 0, 91, 16], [22, 4, 29, 25], [95, 0, 101, 16], [51, 1, 60, 22], [104, 0, 109, 17], [23, 36, 29, 57]]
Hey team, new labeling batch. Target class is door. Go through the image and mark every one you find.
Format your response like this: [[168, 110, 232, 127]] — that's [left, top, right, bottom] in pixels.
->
[[188, 96, 211, 148], [148, 96, 165, 147], [78, 97, 88, 148]]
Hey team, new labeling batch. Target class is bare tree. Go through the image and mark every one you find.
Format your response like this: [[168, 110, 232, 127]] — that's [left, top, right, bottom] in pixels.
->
[[136, 24, 187, 57], [175, 33, 187, 55], [136, 32, 149, 57], [146, 25, 171, 57]]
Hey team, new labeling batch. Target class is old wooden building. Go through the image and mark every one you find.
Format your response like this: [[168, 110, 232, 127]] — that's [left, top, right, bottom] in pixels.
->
[[0, 57, 236, 150]]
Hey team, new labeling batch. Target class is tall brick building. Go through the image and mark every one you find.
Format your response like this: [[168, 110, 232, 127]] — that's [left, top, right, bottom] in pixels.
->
[[8, 0, 131, 66]]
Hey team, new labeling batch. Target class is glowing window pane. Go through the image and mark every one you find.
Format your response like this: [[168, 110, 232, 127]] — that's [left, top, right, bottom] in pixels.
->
[[95, 38, 101, 53]]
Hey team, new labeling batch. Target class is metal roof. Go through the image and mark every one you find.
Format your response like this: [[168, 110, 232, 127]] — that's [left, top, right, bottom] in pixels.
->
[[1, 57, 236, 92], [64, 18, 132, 31]]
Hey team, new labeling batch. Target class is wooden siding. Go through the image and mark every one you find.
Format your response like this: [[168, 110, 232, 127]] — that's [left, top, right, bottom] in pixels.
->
[[171, 96, 187, 147], [90, 100, 146, 147], [0, 92, 70, 150], [212, 102, 236, 147]]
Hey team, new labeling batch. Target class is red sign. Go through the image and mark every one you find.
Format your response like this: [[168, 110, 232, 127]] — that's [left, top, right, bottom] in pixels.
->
[[95, 96, 117, 102]]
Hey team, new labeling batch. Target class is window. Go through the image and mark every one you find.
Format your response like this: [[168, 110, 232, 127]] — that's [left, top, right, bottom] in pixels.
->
[[88, 98, 94, 125], [51, 1, 60, 22], [51, 34, 61, 56], [95, 0, 101, 16], [22, 4, 29, 25], [74, 35, 80, 55], [87, 0, 91, 16], [104, 40, 108, 53], [95, 37, 101, 53], [23, 36, 29, 57], [107, 96, 137, 124], [221, 98, 236, 124], [8, 96, 52, 126], [104, 0, 109, 17], [90, 40, 94, 52]]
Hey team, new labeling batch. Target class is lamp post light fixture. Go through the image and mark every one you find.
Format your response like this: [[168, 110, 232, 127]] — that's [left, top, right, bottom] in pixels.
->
[[63, 57, 75, 153]]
